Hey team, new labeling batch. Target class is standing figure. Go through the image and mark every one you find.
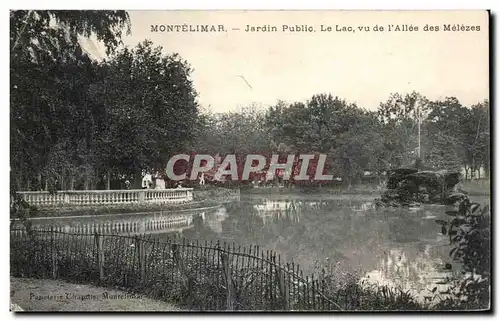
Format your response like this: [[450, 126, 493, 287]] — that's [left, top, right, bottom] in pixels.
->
[[142, 174, 152, 189]]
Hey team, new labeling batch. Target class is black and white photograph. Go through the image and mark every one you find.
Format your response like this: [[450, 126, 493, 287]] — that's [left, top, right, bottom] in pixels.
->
[[8, 9, 491, 312]]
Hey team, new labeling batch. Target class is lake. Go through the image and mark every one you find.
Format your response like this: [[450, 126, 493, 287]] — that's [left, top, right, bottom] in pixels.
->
[[175, 194, 490, 302], [22, 192, 489, 303]]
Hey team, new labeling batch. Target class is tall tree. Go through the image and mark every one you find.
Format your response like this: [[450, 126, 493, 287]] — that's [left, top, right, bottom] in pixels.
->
[[10, 10, 131, 190], [425, 98, 490, 178], [91, 40, 199, 187], [377, 92, 429, 167]]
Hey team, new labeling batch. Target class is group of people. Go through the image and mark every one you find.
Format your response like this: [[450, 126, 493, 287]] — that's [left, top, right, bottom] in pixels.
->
[[120, 172, 208, 190]]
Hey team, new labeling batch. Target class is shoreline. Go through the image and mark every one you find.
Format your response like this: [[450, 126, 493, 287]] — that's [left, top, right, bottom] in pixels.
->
[[13, 204, 223, 221], [18, 185, 489, 219], [27, 199, 222, 218]]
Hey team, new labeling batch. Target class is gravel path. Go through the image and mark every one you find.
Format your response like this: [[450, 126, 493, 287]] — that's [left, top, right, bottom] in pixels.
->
[[10, 277, 181, 312]]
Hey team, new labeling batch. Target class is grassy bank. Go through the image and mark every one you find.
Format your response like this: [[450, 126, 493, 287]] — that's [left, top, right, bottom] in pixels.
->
[[242, 185, 383, 196], [243, 180, 491, 198], [460, 179, 490, 196], [241, 192, 377, 202]]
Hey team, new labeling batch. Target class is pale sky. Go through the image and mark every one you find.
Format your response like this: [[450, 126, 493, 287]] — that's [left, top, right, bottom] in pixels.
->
[[84, 10, 489, 112]]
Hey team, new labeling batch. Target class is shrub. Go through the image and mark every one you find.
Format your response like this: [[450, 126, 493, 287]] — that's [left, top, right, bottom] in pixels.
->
[[434, 196, 491, 310]]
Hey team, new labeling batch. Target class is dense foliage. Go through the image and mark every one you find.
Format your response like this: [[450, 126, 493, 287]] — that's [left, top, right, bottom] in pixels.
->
[[11, 11, 489, 192], [11, 11, 198, 191], [194, 94, 489, 186], [434, 196, 491, 309]]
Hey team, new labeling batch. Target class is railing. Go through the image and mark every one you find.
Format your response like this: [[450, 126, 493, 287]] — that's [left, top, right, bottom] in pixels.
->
[[10, 228, 342, 311], [17, 188, 194, 207]]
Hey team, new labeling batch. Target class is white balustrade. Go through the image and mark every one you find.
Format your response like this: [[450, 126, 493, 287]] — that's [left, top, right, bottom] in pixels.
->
[[17, 188, 194, 207]]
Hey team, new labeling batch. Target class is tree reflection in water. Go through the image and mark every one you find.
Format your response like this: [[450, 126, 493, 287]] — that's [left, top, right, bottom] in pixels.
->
[[157, 197, 461, 298]]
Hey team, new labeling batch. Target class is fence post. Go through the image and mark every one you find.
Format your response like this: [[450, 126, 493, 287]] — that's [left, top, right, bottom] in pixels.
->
[[278, 268, 289, 310], [172, 243, 193, 306], [50, 226, 57, 279], [136, 236, 146, 282], [94, 232, 105, 282], [221, 253, 235, 310]]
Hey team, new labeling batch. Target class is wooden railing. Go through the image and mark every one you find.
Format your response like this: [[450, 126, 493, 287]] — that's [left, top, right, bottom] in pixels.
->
[[18, 188, 194, 207], [11, 228, 342, 311]]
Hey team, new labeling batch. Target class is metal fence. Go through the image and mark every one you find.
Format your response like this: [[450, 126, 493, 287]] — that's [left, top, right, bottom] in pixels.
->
[[10, 227, 344, 311]]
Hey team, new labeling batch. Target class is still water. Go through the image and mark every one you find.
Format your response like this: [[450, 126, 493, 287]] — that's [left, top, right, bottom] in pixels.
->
[[172, 194, 489, 301], [26, 193, 489, 302]]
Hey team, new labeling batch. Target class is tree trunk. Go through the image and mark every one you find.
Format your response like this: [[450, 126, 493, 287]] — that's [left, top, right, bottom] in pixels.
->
[[107, 168, 111, 190], [14, 173, 21, 191], [484, 162, 490, 179], [134, 168, 142, 189], [37, 172, 42, 191], [70, 175, 74, 190], [60, 173, 65, 191]]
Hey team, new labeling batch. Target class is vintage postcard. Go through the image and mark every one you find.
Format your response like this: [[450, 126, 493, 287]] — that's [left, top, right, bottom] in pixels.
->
[[10, 10, 490, 312]]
